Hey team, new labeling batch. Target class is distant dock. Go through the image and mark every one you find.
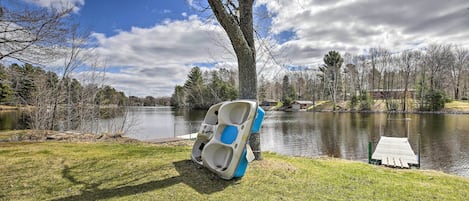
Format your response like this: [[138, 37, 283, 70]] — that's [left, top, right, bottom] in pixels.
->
[[370, 136, 419, 168], [146, 133, 197, 143]]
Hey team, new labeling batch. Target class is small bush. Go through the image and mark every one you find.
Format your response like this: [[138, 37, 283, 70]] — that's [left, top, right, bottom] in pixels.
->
[[359, 92, 372, 111], [386, 100, 399, 111], [349, 95, 359, 109], [423, 90, 447, 111]]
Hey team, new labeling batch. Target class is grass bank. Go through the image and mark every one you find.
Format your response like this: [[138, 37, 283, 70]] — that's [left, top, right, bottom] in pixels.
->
[[310, 99, 469, 113], [0, 105, 19, 110], [1, 141, 468, 200]]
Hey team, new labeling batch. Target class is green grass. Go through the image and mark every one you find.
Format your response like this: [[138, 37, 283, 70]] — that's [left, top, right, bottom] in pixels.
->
[[307, 100, 328, 110], [1, 142, 468, 201]]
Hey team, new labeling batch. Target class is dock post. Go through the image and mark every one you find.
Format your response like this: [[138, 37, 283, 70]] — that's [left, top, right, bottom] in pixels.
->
[[368, 141, 372, 164], [418, 133, 421, 169]]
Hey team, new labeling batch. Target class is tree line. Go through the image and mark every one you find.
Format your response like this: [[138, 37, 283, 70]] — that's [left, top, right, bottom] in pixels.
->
[[0, 3, 145, 134], [174, 44, 468, 112], [0, 63, 131, 129], [0, 63, 126, 106], [171, 67, 238, 109], [128, 96, 171, 106], [260, 44, 469, 111]]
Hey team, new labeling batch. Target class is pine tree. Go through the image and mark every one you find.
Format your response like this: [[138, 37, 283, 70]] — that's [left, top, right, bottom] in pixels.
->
[[320, 51, 343, 110], [184, 67, 206, 109]]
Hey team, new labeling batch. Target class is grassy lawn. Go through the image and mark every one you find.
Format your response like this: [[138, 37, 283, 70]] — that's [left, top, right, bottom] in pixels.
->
[[1, 141, 468, 201], [445, 100, 469, 112]]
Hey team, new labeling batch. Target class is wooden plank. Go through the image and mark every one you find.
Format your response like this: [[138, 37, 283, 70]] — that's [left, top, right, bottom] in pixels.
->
[[383, 157, 389, 166], [400, 158, 409, 168]]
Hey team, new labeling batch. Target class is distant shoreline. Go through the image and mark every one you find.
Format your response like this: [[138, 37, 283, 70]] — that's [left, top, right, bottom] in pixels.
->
[[307, 109, 469, 115], [263, 99, 469, 115], [0, 105, 20, 111], [2, 102, 469, 115]]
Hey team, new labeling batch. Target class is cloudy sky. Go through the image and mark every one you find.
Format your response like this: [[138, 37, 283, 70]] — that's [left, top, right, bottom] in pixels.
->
[[16, 0, 469, 97]]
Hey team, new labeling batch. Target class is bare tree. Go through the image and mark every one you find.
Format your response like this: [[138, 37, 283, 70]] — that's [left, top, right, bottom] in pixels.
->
[[29, 71, 55, 130], [50, 25, 92, 130], [75, 61, 105, 134], [450, 47, 468, 100], [355, 55, 368, 94], [424, 44, 454, 91], [376, 49, 394, 110], [208, 0, 260, 159], [0, 3, 72, 63], [369, 48, 378, 90], [398, 50, 421, 111], [364, 47, 388, 93]]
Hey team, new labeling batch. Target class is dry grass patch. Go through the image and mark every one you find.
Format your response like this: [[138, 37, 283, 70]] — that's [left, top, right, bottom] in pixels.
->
[[445, 100, 469, 112]]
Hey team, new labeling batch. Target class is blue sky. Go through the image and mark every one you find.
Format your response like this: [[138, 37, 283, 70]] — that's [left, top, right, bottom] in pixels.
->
[[11, 0, 469, 97], [77, 0, 193, 37]]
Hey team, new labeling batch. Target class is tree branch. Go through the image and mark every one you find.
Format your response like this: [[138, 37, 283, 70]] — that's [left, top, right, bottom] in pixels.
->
[[207, 0, 252, 58]]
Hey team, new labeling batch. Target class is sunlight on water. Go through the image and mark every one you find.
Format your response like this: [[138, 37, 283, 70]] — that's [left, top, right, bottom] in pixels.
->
[[2, 108, 468, 177]]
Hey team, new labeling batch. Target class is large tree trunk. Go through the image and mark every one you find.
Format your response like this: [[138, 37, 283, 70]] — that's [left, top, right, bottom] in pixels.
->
[[208, 0, 257, 99], [238, 0, 257, 100], [208, 0, 260, 160]]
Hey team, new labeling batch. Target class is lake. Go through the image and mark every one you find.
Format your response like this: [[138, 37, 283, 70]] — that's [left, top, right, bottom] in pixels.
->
[[1, 106, 468, 177]]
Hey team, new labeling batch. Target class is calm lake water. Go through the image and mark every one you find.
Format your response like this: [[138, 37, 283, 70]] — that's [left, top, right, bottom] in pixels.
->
[[1, 107, 468, 177]]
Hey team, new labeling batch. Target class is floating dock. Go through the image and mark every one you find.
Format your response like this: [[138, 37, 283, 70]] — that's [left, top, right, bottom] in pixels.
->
[[371, 136, 419, 168]]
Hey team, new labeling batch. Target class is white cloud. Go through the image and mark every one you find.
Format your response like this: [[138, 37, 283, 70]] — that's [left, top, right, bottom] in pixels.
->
[[64, 0, 469, 97], [91, 15, 236, 97], [257, 0, 469, 66], [22, 0, 84, 13]]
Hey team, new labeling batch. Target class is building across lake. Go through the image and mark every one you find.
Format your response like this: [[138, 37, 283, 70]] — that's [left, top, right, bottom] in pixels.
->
[[291, 100, 315, 111]]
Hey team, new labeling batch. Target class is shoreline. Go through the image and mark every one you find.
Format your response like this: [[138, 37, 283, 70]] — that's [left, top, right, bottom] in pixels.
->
[[265, 99, 469, 114], [0, 105, 20, 111], [1, 130, 468, 179], [307, 109, 469, 115]]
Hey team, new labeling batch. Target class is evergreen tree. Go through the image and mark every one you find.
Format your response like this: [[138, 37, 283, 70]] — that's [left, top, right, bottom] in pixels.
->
[[8, 63, 44, 105], [0, 65, 14, 104], [207, 70, 238, 105], [184, 67, 206, 109], [282, 75, 295, 105], [320, 51, 343, 110], [171, 85, 185, 107]]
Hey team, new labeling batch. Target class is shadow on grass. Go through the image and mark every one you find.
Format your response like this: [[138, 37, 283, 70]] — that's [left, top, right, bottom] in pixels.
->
[[53, 160, 237, 201]]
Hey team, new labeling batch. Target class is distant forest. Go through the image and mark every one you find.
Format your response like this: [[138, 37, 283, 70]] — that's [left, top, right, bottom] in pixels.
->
[[171, 67, 238, 109], [174, 44, 469, 112], [0, 3, 172, 134], [0, 63, 125, 106], [0, 63, 171, 133], [0, 63, 170, 107]]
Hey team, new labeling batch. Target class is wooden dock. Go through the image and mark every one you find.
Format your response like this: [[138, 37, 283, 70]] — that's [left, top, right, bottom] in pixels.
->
[[371, 136, 418, 168], [145, 133, 198, 143]]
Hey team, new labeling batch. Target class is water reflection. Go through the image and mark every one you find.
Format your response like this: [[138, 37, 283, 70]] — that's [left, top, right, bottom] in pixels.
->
[[0, 110, 28, 130], [261, 112, 469, 177], [1, 108, 468, 177], [124, 107, 206, 140]]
